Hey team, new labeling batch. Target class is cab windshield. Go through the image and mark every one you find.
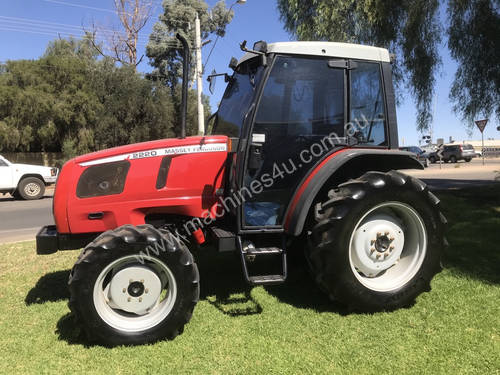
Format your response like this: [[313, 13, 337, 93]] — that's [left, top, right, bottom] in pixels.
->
[[211, 58, 264, 137]]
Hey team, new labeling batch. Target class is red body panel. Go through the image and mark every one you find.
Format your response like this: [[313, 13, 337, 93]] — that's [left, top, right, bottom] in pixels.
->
[[54, 136, 228, 234]]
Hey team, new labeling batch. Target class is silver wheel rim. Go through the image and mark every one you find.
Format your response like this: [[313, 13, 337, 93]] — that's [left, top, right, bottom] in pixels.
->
[[93, 255, 177, 333], [349, 202, 427, 292], [24, 182, 41, 197]]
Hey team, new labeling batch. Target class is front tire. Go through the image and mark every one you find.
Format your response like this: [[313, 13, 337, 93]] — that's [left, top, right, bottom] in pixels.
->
[[307, 171, 445, 312], [18, 177, 45, 200], [68, 224, 199, 346]]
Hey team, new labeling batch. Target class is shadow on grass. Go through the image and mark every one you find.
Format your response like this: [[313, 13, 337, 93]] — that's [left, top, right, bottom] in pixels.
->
[[56, 313, 88, 346], [195, 248, 346, 315], [25, 270, 70, 305], [437, 185, 500, 284]]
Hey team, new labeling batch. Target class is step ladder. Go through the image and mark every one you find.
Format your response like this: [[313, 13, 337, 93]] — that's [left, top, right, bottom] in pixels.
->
[[237, 235, 287, 286]]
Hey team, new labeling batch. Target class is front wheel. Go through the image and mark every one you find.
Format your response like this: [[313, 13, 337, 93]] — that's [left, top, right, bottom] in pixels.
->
[[307, 171, 445, 311], [68, 225, 199, 346], [17, 177, 45, 200], [465, 158, 472, 162]]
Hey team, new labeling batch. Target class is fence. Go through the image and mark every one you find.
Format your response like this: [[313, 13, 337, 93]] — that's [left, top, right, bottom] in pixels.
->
[[1, 152, 63, 167]]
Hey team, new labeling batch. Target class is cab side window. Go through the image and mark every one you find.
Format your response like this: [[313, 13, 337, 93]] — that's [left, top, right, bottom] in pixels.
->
[[350, 62, 387, 146], [0, 159, 8, 167]]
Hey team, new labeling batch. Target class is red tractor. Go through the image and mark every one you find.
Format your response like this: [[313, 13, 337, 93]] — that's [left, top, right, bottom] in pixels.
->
[[37, 39, 445, 346]]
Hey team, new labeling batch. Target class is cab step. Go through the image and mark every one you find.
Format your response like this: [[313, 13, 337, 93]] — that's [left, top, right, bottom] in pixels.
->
[[237, 236, 287, 286], [248, 275, 286, 285]]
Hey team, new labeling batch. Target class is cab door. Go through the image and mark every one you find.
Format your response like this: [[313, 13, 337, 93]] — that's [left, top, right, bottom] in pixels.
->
[[240, 55, 346, 228], [0, 157, 13, 189]]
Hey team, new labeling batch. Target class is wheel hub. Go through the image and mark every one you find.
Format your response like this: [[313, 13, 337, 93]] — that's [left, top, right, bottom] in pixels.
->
[[25, 183, 40, 196], [351, 213, 405, 277], [108, 265, 162, 315], [374, 233, 393, 253], [127, 281, 145, 297]]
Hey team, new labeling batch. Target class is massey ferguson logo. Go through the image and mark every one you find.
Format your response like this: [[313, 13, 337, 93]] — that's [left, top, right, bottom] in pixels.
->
[[80, 143, 227, 166], [163, 144, 227, 155]]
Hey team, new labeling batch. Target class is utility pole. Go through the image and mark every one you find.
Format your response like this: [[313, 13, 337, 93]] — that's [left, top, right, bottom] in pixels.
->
[[195, 13, 204, 136]]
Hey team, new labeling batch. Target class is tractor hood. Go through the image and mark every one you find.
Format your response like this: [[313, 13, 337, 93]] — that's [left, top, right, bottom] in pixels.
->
[[54, 135, 230, 234], [72, 135, 228, 166]]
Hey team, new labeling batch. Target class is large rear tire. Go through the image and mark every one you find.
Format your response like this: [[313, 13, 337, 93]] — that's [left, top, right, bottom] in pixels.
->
[[307, 171, 445, 312], [68, 224, 199, 346]]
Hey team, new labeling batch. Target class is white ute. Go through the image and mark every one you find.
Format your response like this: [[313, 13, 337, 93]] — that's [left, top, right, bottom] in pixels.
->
[[0, 155, 58, 200]]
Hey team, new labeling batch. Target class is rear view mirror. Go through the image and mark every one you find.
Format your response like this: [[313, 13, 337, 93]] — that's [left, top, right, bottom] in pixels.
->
[[208, 69, 217, 94], [229, 57, 238, 71]]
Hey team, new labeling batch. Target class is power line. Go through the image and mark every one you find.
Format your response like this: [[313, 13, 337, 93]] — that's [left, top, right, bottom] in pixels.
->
[[0, 22, 192, 48], [41, 0, 117, 13], [0, 16, 150, 40], [0, 20, 149, 44], [0, 23, 188, 49], [41, 0, 162, 18], [0, 26, 154, 48]]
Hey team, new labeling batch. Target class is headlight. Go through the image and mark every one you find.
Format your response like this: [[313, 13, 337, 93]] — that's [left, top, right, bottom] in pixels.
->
[[76, 161, 130, 198]]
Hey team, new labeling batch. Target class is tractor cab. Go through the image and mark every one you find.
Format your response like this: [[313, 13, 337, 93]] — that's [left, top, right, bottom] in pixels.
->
[[204, 41, 407, 285]]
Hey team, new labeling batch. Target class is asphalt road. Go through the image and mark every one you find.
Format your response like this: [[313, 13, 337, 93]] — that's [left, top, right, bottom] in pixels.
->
[[0, 189, 54, 243], [0, 157, 498, 244], [405, 157, 500, 189]]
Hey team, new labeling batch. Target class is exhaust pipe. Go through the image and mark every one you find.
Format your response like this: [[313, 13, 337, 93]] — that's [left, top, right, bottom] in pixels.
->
[[176, 33, 189, 139]]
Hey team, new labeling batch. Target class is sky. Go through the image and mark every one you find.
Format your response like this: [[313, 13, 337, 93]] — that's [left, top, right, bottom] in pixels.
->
[[0, 0, 498, 145]]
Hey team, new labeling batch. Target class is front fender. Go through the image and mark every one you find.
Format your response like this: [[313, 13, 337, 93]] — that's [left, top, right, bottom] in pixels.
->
[[284, 149, 423, 236]]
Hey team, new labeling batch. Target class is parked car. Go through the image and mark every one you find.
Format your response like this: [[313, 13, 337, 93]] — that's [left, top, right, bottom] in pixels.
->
[[399, 146, 429, 167], [428, 144, 476, 163], [0, 155, 58, 200]]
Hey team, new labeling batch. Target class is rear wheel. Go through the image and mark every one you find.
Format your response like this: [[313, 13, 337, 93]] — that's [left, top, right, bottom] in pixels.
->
[[18, 177, 45, 200], [465, 157, 472, 162], [428, 156, 436, 164], [68, 224, 199, 346], [307, 171, 445, 311], [449, 155, 457, 163]]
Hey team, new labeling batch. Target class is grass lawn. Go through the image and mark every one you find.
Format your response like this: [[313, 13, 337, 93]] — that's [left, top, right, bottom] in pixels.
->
[[0, 185, 499, 374]]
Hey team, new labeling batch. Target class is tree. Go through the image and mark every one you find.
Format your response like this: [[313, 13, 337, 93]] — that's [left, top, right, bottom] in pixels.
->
[[0, 37, 176, 160], [146, 0, 234, 93], [448, 0, 500, 125], [89, 0, 154, 67], [277, 0, 500, 130], [277, 0, 442, 130]]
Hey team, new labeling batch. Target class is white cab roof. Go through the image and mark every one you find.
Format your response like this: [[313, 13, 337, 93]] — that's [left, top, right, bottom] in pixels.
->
[[239, 41, 391, 65]]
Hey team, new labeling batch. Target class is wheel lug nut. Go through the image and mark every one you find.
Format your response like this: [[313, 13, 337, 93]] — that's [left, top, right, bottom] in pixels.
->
[[370, 240, 375, 245], [139, 297, 142, 302], [122, 288, 126, 293], [127, 297, 131, 302], [390, 237, 395, 241], [376, 254, 381, 259], [145, 288, 149, 294], [129, 279, 133, 284], [385, 231, 389, 236], [140, 279, 144, 283], [384, 253, 389, 258], [377, 232, 382, 237], [390, 246, 394, 251]]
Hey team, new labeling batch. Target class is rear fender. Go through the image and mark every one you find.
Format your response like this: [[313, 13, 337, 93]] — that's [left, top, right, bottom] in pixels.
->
[[284, 149, 423, 236]]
